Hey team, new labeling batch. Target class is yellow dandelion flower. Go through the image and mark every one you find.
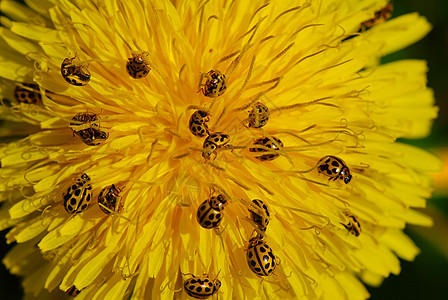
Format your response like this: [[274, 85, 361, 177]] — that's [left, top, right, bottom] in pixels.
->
[[0, 0, 441, 299]]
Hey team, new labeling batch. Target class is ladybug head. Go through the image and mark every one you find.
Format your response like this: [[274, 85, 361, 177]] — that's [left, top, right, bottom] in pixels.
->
[[201, 142, 216, 160], [202, 150, 212, 160], [80, 173, 90, 181], [344, 174, 352, 184], [341, 166, 352, 184], [198, 110, 208, 118], [213, 279, 221, 292], [99, 131, 108, 140], [209, 194, 227, 211], [133, 56, 144, 64]]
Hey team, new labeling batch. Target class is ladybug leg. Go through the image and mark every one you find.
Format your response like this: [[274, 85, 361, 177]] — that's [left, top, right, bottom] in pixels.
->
[[197, 72, 206, 93], [208, 187, 215, 199], [161, 281, 181, 293], [229, 146, 236, 156], [211, 151, 218, 161], [214, 224, 227, 235], [65, 53, 77, 67]]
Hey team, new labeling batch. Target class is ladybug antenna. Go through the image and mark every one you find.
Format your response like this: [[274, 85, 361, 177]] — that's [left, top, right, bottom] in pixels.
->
[[232, 91, 265, 112], [186, 105, 211, 113], [269, 203, 331, 227], [213, 270, 222, 281]]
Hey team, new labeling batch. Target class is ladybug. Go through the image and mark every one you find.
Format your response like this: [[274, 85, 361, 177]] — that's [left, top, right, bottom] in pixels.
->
[[13, 83, 42, 104], [126, 52, 151, 79], [249, 199, 270, 232], [196, 194, 228, 229], [66, 286, 81, 297], [246, 236, 276, 276], [199, 70, 227, 98], [340, 211, 361, 237], [61, 55, 91, 86], [247, 102, 269, 128], [98, 184, 123, 214], [70, 113, 100, 134], [249, 136, 283, 161], [202, 132, 231, 160], [77, 128, 109, 146], [189, 110, 210, 137], [63, 173, 93, 214], [316, 155, 352, 184], [184, 274, 221, 299], [362, 3, 393, 28]]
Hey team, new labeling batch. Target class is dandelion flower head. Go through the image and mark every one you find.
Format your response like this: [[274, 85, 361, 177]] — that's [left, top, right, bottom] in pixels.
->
[[0, 0, 440, 299]]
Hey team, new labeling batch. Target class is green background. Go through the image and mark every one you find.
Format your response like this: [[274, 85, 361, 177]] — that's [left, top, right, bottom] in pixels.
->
[[1, 0, 447, 299]]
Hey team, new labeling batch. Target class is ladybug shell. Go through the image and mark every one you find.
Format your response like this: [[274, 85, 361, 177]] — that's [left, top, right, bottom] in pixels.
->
[[246, 236, 276, 276], [247, 102, 269, 128], [78, 128, 109, 146], [202, 70, 227, 98], [201, 132, 230, 159], [126, 54, 151, 79], [362, 3, 393, 28], [98, 184, 123, 214], [204, 132, 230, 148], [66, 286, 81, 297], [249, 199, 270, 232], [63, 173, 92, 214], [189, 110, 209, 137], [249, 136, 283, 161], [70, 113, 99, 133], [341, 213, 361, 236], [13, 83, 42, 104], [196, 199, 224, 229], [316, 155, 352, 184], [184, 276, 221, 299], [61, 57, 91, 86]]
